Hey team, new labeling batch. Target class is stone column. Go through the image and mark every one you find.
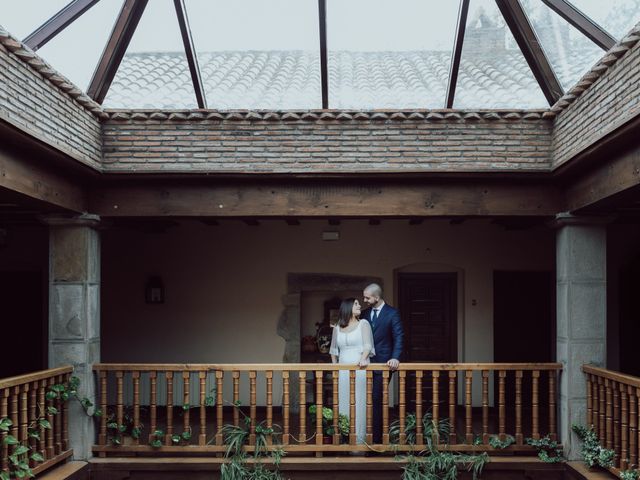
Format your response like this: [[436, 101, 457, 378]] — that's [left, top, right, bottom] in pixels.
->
[[555, 213, 607, 459], [46, 214, 100, 460]]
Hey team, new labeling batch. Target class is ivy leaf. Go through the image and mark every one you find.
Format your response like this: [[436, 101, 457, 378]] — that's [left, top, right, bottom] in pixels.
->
[[181, 431, 191, 441], [171, 434, 181, 444], [0, 470, 10, 480], [0, 417, 12, 431], [81, 398, 93, 409], [60, 392, 70, 401], [46, 406, 58, 416], [150, 439, 162, 448], [27, 431, 40, 440], [30, 452, 44, 462], [3, 435, 19, 446], [107, 422, 118, 430], [69, 376, 80, 389], [204, 397, 215, 407], [182, 404, 190, 411], [153, 430, 164, 437], [131, 427, 141, 439], [51, 385, 65, 393], [38, 419, 51, 430], [118, 424, 127, 433], [14, 445, 30, 456], [111, 437, 121, 446], [93, 408, 103, 418], [45, 391, 58, 401]]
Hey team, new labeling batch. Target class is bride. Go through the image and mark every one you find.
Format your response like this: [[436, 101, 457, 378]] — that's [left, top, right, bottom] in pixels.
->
[[329, 298, 375, 444]]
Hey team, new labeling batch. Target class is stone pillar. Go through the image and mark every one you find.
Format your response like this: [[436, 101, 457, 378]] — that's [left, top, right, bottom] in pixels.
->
[[555, 213, 607, 459], [46, 214, 100, 460]]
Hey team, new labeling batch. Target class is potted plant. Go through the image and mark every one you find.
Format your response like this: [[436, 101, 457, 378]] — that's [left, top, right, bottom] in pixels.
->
[[308, 405, 349, 443]]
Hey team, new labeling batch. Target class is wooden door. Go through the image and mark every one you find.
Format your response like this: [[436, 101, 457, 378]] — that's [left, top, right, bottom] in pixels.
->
[[398, 273, 457, 413]]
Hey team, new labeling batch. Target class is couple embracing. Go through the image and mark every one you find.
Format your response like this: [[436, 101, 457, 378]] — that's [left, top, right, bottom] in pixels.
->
[[328, 283, 404, 445]]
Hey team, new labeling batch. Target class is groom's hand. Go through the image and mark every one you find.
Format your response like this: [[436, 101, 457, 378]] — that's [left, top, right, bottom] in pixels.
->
[[387, 359, 399, 371]]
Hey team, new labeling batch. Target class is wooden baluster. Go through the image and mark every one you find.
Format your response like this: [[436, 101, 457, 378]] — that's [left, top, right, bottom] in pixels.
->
[[10, 387, 18, 459], [349, 369, 356, 445], [549, 370, 557, 441], [399, 370, 407, 445], [249, 371, 257, 445], [132, 372, 140, 445], [449, 371, 457, 445], [199, 371, 207, 446], [2, 388, 9, 470], [315, 370, 323, 452], [621, 384, 629, 471], [382, 370, 390, 445], [165, 371, 174, 446], [532, 370, 540, 440], [631, 387, 639, 470], [366, 370, 373, 445], [614, 381, 620, 466], [586, 374, 592, 427], [148, 371, 157, 445], [482, 370, 489, 443], [598, 377, 606, 444], [28, 382, 37, 467], [298, 371, 307, 442], [515, 370, 523, 445], [216, 371, 224, 446], [266, 371, 273, 447], [592, 376, 599, 432], [282, 371, 290, 445], [416, 371, 423, 446], [432, 371, 440, 445], [465, 371, 473, 444], [232, 372, 240, 427], [606, 379, 613, 451], [332, 371, 339, 445], [19, 384, 28, 450], [54, 377, 62, 454], [61, 375, 69, 452], [182, 372, 190, 439], [37, 382, 46, 461], [498, 370, 506, 440], [45, 379, 54, 459], [116, 371, 124, 436]]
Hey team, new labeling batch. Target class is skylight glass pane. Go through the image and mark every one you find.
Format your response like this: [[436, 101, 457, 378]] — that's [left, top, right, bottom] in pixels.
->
[[567, 0, 640, 40], [186, 0, 320, 110], [0, 0, 70, 40], [37, 1, 123, 91], [521, 0, 602, 91], [454, 0, 548, 109], [103, 0, 197, 109], [327, 0, 459, 109]]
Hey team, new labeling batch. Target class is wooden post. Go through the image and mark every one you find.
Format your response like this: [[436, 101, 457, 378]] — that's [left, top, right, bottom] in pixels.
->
[[465, 371, 473, 444], [1, 388, 8, 469], [37, 382, 46, 460], [62, 375, 69, 452], [99, 371, 108, 451], [498, 370, 506, 440], [382, 370, 390, 445], [148, 371, 157, 445], [182, 371, 190, 439], [249, 371, 257, 445], [28, 383, 37, 467], [132, 371, 140, 445], [53, 378, 61, 454], [282, 371, 290, 445], [586, 373, 593, 427], [605, 379, 613, 451], [613, 381, 620, 466], [621, 384, 629, 471], [165, 371, 174, 446], [232, 371, 240, 427], [599, 377, 606, 444], [266, 371, 273, 447], [299, 371, 307, 442], [416, 371, 424, 446], [315, 370, 323, 452], [515, 370, 523, 445], [631, 387, 639, 470], [399, 370, 406, 445], [482, 370, 489, 443], [549, 370, 557, 441], [366, 370, 373, 445], [199, 371, 207, 446], [349, 370, 356, 445], [19, 385, 29, 464], [593, 377, 600, 433], [532, 370, 540, 440], [448, 371, 457, 445], [432, 371, 440, 445], [332, 371, 339, 445], [216, 371, 224, 446], [45, 379, 54, 459]]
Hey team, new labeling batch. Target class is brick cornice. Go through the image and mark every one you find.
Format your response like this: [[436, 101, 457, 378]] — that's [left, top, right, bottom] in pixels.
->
[[0, 25, 107, 120]]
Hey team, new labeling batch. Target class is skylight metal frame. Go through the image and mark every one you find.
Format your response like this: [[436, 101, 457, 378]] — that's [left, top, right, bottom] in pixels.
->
[[445, 0, 470, 108], [541, 0, 616, 50], [174, 0, 207, 109]]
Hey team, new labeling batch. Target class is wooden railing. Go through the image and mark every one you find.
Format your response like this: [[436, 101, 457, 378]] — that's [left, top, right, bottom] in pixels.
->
[[93, 362, 561, 456], [0, 367, 73, 476], [583, 365, 640, 475]]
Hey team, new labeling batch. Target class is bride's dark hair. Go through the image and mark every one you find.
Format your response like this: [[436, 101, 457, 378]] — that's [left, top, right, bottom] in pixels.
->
[[338, 298, 358, 328]]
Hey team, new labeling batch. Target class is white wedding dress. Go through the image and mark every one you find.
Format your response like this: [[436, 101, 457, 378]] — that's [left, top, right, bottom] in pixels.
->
[[329, 320, 375, 444]]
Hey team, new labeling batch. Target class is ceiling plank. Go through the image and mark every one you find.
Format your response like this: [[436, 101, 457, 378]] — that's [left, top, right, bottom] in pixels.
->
[[495, 0, 563, 105], [87, 0, 149, 103], [23, 0, 101, 51], [173, 0, 207, 108], [445, 0, 470, 108], [318, 0, 329, 109], [541, 0, 616, 51]]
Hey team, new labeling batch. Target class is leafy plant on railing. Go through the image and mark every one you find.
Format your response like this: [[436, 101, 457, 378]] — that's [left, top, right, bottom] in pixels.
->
[[488, 434, 515, 450], [572, 424, 615, 469], [308, 405, 349, 441], [525, 435, 564, 463], [621, 469, 640, 480], [395, 414, 489, 480], [0, 376, 99, 480]]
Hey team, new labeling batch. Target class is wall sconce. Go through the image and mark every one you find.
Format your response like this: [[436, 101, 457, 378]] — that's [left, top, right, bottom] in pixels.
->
[[145, 276, 164, 304]]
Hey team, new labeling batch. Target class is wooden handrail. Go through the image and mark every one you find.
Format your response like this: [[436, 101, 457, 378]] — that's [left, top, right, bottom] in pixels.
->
[[0, 367, 73, 390], [583, 364, 640, 476]]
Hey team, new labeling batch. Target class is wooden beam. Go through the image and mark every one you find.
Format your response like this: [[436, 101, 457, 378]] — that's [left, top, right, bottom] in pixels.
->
[[0, 148, 86, 213], [318, 0, 329, 109], [87, 0, 148, 103], [445, 0, 470, 108], [23, 0, 100, 51], [541, 0, 616, 51], [173, 0, 207, 108], [495, 0, 563, 105], [89, 181, 561, 217]]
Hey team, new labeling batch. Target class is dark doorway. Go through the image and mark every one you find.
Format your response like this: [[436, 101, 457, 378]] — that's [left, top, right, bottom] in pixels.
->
[[0, 271, 46, 377], [493, 270, 555, 437], [398, 272, 457, 411], [620, 257, 640, 377]]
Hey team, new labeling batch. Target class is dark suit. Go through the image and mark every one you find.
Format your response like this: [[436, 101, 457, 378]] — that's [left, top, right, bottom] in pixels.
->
[[363, 303, 404, 444]]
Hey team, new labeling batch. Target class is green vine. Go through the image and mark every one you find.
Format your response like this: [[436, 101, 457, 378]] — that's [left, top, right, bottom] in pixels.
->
[[525, 435, 564, 463], [488, 435, 515, 449], [621, 469, 640, 480], [572, 424, 614, 469]]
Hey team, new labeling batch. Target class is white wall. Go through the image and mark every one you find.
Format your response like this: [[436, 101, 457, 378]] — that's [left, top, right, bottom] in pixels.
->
[[101, 218, 555, 405]]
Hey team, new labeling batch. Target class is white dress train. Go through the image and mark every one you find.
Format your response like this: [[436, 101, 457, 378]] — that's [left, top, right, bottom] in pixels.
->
[[329, 320, 375, 444]]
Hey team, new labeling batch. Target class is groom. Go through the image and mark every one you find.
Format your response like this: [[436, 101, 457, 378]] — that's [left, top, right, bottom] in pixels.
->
[[362, 283, 404, 444]]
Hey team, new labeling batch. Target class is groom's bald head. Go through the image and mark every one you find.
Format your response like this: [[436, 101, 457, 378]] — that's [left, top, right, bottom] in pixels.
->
[[363, 283, 383, 307]]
